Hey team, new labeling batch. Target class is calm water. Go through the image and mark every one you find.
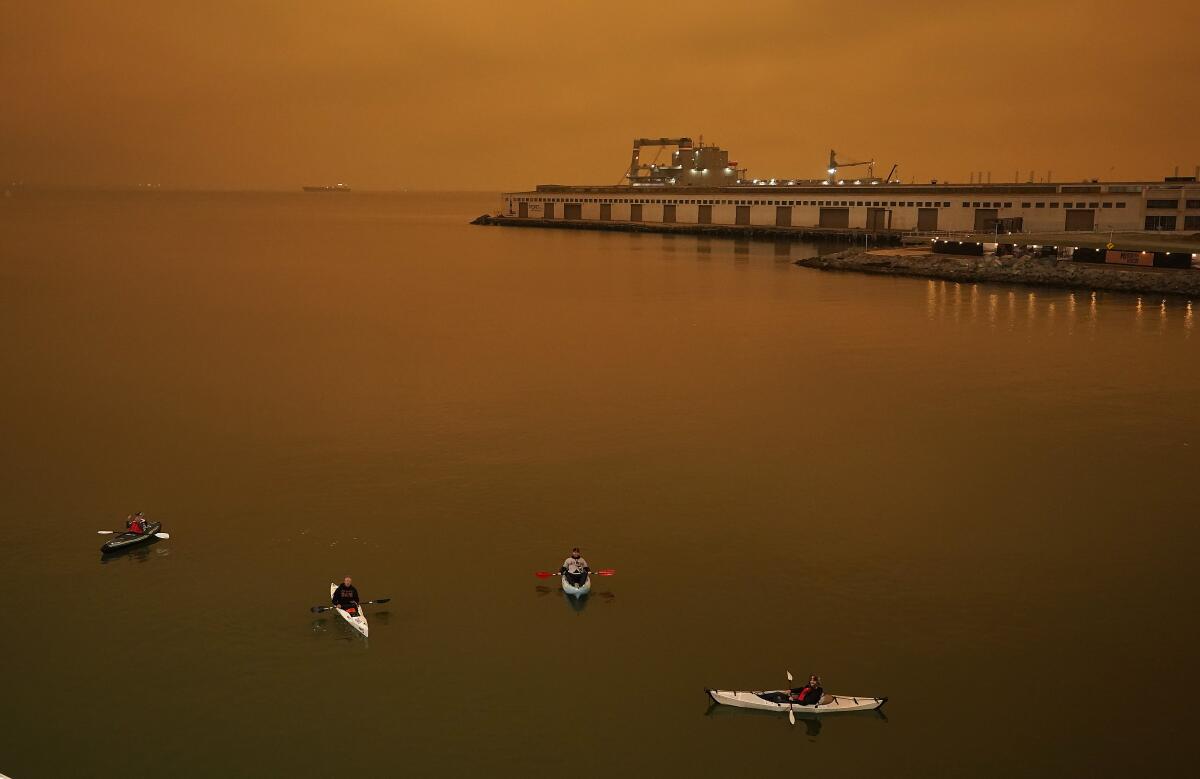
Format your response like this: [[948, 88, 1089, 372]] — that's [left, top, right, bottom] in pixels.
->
[[1, 192, 1197, 777]]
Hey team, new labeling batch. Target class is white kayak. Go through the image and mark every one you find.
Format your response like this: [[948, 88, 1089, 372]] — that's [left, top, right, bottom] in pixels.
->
[[706, 688, 887, 714], [329, 583, 369, 638], [561, 573, 591, 597]]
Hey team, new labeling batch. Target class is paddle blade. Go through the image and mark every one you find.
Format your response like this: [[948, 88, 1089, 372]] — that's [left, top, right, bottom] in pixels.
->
[[534, 571, 558, 578], [154, 532, 170, 539], [369, 598, 391, 604], [788, 709, 796, 726], [594, 568, 616, 576], [98, 530, 116, 535], [787, 670, 794, 682]]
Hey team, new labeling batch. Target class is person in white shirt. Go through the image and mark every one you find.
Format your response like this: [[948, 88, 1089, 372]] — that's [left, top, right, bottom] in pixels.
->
[[559, 547, 589, 587]]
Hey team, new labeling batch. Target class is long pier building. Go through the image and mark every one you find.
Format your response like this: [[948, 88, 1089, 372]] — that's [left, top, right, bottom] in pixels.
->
[[498, 138, 1200, 236]]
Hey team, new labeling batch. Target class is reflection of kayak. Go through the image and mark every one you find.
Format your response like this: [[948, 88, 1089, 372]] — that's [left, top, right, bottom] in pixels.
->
[[561, 573, 591, 598], [705, 689, 887, 714], [329, 583, 369, 638], [101, 521, 163, 554]]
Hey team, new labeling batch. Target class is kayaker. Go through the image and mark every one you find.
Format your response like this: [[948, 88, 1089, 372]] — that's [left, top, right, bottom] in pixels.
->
[[126, 512, 146, 534], [331, 577, 361, 615], [790, 675, 824, 705], [559, 548, 589, 588]]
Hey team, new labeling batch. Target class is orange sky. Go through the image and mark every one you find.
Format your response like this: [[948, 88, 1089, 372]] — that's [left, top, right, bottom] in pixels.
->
[[2, 0, 1197, 190]]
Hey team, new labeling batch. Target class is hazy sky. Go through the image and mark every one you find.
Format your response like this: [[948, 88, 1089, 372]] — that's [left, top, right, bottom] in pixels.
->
[[2, 0, 1197, 190]]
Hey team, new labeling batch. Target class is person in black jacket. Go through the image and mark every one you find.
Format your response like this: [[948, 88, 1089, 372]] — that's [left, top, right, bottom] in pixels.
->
[[332, 577, 361, 615], [793, 675, 824, 705]]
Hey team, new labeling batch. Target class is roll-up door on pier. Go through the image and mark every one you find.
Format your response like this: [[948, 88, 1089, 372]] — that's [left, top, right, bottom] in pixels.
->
[[1065, 209, 1095, 231], [973, 208, 998, 231], [735, 205, 750, 225], [819, 207, 849, 228], [917, 208, 938, 231]]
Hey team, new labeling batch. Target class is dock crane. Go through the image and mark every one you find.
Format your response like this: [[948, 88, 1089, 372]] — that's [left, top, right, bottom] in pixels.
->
[[627, 137, 693, 185], [827, 149, 875, 184]]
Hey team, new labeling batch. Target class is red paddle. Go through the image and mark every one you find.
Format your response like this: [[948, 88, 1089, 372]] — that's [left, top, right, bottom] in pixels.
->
[[535, 568, 615, 578]]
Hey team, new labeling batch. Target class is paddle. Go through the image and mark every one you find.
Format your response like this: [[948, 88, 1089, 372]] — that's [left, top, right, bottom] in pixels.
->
[[98, 530, 171, 539], [534, 568, 615, 578], [786, 671, 796, 725], [310, 598, 391, 613]]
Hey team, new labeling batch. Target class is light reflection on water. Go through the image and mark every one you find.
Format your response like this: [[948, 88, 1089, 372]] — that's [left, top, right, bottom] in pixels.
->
[[923, 279, 1195, 337]]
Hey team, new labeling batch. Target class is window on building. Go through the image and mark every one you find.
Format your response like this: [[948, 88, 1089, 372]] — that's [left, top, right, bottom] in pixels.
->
[[1088, 202, 1099, 208], [1076, 202, 1086, 208], [1102, 202, 1112, 208], [1145, 215, 1177, 230], [1003, 202, 1013, 208], [1050, 203, 1059, 208], [1021, 202, 1031, 208], [1186, 200, 1200, 209], [1116, 202, 1126, 208], [1185, 216, 1200, 230], [1147, 199, 1178, 209], [943, 202, 950, 208]]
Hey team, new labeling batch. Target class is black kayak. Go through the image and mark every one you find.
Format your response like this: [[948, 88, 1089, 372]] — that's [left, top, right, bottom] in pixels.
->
[[101, 521, 163, 553]]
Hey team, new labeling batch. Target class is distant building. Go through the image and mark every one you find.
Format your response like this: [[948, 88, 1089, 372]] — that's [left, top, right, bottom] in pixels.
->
[[502, 140, 1200, 234]]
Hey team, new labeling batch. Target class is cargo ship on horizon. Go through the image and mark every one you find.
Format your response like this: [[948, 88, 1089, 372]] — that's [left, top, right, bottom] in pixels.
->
[[302, 183, 351, 192]]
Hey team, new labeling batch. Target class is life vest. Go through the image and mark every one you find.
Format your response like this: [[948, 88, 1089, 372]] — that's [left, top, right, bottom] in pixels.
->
[[129, 519, 144, 533]]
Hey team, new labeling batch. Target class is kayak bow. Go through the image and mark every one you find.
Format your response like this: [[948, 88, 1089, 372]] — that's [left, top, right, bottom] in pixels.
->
[[561, 573, 591, 598]]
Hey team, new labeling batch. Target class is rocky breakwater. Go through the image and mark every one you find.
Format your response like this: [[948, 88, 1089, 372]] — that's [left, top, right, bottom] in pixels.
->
[[795, 249, 1200, 298]]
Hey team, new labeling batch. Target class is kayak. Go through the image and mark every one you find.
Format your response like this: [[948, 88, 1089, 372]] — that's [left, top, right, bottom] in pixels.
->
[[100, 521, 163, 554], [329, 583, 369, 638], [706, 688, 887, 714], [561, 573, 591, 598]]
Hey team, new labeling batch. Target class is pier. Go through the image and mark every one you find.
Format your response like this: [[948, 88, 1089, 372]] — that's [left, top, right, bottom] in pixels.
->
[[470, 214, 904, 246], [796, 248, 1200, 297]]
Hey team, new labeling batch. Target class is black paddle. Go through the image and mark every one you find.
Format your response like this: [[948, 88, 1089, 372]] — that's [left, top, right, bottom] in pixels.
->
[[310, 598, 391, 613]]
